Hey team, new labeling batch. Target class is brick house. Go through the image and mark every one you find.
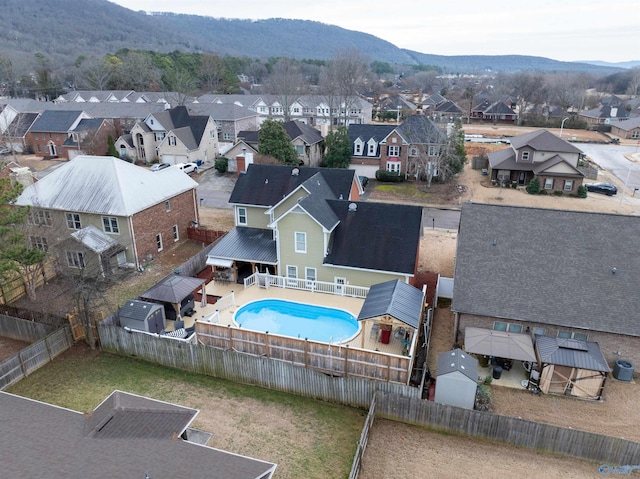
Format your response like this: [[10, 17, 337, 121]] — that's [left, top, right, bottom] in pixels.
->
[[348, 115, 447, 179], [451, 203, 640, 371], [15, 155, 199, 277], [488, 129, 585, 194], [26, 110, 91, 159]]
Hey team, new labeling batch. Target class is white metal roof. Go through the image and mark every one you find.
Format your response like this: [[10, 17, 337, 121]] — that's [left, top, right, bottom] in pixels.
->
[[16, 155, 197, 216]]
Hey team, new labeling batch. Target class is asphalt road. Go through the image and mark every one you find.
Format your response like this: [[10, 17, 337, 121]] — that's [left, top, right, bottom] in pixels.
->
[[579, 143, 640, 193], [422, 208, 460, 231]]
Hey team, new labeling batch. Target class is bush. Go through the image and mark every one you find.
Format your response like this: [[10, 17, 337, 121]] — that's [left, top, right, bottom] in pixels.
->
[[475, 384, 493, 412], [553, 190, 564, 196], [214, 157, 228, 173], [526, 178, 540, 195], [577, 185, 587, 198], [375, 169, 404, 182]]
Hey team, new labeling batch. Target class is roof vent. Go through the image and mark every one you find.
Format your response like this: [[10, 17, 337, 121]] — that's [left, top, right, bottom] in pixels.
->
[[291, 167, 300, 176], [348, 203, 357, 212], [265, 178, 269, 184]]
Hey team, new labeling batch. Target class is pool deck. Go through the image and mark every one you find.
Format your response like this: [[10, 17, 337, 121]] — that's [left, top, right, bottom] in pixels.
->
[[167, 280, 408, 356]]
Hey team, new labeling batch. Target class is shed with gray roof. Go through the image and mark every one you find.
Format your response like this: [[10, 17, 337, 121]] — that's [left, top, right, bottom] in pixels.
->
[[434, 349, 478, 410], [118, 299, 166, 333]]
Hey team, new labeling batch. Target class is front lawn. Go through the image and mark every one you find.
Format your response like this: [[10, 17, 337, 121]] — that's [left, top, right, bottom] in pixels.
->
[[8, 345, 364, 479]]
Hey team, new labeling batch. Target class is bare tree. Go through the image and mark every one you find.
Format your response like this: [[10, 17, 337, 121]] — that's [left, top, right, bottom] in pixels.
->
[[509, 72, 547, 125], [200, 53, 227, 93], [626, 68, 640, 96], [320, 49, 371, 127], [115, 51, 163, 91], [78, 55, 114, 90], [265, 58, 307, 121]]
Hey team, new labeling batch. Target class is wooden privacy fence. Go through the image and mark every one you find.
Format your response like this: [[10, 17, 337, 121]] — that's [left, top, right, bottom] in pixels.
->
[[187, 227, 226, 245], [0, 314, 55, 342], [0, 261, 57, 305], [196, 322, 411, 384], [375, 392, 640, 466], [98, 323, 420, 408], [0, 305, 67, 329], [0, 325, 74, 390], [348, 394, 376, 479]]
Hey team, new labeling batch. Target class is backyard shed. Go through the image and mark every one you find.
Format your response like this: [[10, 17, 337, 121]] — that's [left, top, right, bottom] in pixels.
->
[[434, 349, 479, 410], [118, 300, 166, 334], [536, 335, 610, 400], [357, 279, 425, 355]]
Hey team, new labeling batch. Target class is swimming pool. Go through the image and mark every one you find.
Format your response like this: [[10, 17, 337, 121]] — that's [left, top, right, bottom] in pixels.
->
[[234, 299, 360, 343]]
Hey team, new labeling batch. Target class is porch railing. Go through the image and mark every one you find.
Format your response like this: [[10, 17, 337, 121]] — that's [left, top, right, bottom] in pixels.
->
[[243, 273, 369, 298]]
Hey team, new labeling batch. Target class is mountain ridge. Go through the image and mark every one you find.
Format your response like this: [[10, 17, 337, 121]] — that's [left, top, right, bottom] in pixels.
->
[[0, 0, 631, 74]]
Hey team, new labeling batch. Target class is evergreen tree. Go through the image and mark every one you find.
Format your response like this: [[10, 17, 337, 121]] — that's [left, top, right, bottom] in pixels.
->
[[0, 179, 46, 300], [323, 127, 351, 168], [258, 119, 298, 166], [106, 135, 119, 158]]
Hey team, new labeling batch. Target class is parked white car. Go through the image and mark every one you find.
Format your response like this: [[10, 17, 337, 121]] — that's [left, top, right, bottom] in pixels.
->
[[176, 162, 199, 174]]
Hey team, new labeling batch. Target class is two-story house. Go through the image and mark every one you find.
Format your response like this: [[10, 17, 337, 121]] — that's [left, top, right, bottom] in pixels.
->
[[488, 129, 585, 194], [26, 110, 92, 159], [470, 100, 517, 123], [348, 115, 447, 179], [206, 164, 423, 289], [65, 118, 118, 159], [116, 106, 219, 165], [15, 155, 199, 277]]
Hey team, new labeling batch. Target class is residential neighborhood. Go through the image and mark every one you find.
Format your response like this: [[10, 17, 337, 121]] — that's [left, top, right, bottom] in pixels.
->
[[1, 42, 640, 479]]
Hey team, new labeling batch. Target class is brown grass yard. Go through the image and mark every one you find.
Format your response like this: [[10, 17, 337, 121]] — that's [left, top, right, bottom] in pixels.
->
[[7, 345, 364, 479]]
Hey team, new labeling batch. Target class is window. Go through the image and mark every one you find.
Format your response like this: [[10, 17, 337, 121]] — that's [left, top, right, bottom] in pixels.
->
[[30, 236, 48, 252], [409, 147, 418, 157], [156, 233, 163, 252], [165, 200, 171, 212], [210, 130, 216, 139], [173, 224, 179, 241], [305, 267, 317, 283], [65, 212, 81, 230], [37, 144, 41, 153], [66, 251, 85, 269], [237, 207, 247, 225], [493, 321, 522, 333], [29, 210, 52, 226], [367, 140, 377, 156], [155, 132, 165, 142], [533, 328, 545, 336], [354, 140, 363, 155], [428, 145, 440, 156], [295, 145, 304, 155], [557, 330, 588, 341], [564, 180, 573, 191], [631, 130, 639, 139], [295, 232, 307, 253], [386, 161, 401, 173], [223, 133, 231, 141], [521, 151, 530, 161], [388, 145, 400, 157], [34, 133, 39, 140], [102, 216, 119, 234], [543, 178, 553, 189], [286, 265, 298, 285], [168, 136, 176, 146], [493, 321, 507, 332]]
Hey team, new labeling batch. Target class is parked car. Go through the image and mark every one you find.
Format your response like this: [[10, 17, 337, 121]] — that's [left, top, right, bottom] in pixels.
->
[[358, 175, 369, 188], [0, 147, 11, 155], [586, 182, 617, 196], [176, 162, 199, 174], [149, 162, 170, 172]]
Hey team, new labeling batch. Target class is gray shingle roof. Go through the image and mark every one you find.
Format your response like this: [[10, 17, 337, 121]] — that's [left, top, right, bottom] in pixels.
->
[[118, 300, 164, 322], [452, 203, 640, 337], [397, 115, 447, 145], [139, 275, 205, 304], [509, 129, 583, 154], [30, 109, 84, 132], [357, 279, 424, 328], [436, 348, 478, 382], [324, 200, 422, 275], [0, 390, 276, 479]]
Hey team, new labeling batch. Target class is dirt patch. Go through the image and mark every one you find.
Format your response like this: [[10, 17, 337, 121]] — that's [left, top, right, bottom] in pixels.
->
[[0, 336, 30, 361]]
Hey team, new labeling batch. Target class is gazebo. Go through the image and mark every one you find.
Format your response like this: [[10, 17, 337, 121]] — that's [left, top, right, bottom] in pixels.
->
[[139, 275, 205, 321], [357, 280, 425, 355]]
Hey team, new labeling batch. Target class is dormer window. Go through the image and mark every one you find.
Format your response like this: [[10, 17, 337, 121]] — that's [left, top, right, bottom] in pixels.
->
[[522, 151, 530, 161], [367, 139, 377, 156], [354, 139, 363, 155]]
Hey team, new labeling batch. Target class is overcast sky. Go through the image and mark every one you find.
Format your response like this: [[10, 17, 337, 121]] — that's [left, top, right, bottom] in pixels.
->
[[109, 0, 639, 63]]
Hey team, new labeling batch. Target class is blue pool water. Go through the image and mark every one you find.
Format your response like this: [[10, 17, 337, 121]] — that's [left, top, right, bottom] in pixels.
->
[[234, 299, 360, 343]]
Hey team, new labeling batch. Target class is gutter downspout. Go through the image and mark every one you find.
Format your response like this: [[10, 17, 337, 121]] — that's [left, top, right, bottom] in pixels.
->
[[129, 215, 140, 270]]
